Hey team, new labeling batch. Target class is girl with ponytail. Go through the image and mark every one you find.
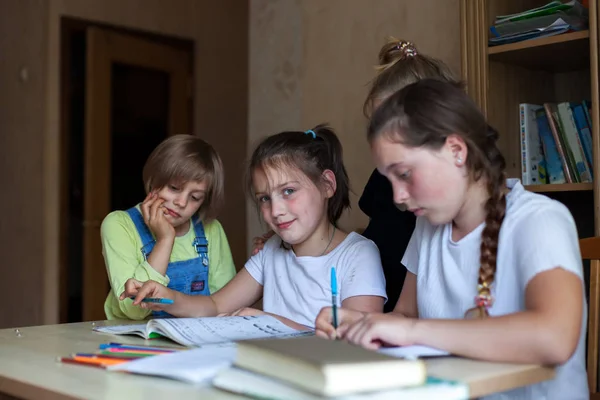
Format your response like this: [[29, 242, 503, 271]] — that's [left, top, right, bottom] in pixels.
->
[[122, 125, 387, 330]]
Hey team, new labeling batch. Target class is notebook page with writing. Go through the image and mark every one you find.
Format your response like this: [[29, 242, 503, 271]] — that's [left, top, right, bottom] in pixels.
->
[[149, 315, 312, 347]]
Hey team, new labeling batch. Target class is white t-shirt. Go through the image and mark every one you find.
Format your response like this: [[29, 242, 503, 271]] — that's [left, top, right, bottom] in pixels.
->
[[245, 232, 388, 328], [402, 179, 588, 400]]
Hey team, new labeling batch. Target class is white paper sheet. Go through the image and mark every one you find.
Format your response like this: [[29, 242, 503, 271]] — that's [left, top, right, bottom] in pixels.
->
[[109, 344, 237, 384], [378, 345, 449, 359]]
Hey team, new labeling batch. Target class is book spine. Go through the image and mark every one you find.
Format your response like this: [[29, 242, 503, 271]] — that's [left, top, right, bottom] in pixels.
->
[[558, 102, 591, 182], [520, 104, 547, 184], [536, 109, 566, 184], [544, 103, 575, 183]]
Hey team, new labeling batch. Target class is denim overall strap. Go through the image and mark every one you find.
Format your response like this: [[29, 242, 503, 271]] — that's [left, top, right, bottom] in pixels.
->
[[192, 217, 210, 267], [126, 207, 155, 260], [151, 218, 211, 318]]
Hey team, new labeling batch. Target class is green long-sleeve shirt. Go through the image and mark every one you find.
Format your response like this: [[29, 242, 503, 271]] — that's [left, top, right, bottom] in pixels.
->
[[101, 208, 236, 320]]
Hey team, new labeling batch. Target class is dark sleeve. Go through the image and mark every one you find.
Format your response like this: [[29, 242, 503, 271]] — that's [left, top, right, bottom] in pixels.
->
[[359, 169, 416, 312]]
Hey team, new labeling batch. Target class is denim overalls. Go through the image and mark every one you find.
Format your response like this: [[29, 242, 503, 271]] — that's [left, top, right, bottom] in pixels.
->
[[126, 207, 210, 317]]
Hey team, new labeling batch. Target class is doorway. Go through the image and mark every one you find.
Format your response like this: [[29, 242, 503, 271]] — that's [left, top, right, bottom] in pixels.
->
[[60, 19, 194, 322]]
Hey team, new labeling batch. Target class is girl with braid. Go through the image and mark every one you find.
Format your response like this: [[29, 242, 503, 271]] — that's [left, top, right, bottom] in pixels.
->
[[316, 79, 587, 399]]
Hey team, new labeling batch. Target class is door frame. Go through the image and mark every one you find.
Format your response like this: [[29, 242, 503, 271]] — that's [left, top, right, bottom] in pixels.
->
[[59, 19, 194, 322]]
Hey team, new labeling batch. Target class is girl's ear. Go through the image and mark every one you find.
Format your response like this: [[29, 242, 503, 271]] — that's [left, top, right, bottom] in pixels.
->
[[445, 134, 468, 167], [321, 169, 337, 199]]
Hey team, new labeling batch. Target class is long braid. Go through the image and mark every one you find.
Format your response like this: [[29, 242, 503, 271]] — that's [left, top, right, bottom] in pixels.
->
[[465, 126, 507, 319]]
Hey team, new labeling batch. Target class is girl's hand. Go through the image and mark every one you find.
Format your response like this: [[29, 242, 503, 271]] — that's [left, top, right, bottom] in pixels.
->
[[251, 231, 275, 255], [342, 313, 418, 350], [119, 279, 175, 311], [119, 278, 144, 300], [217, 307, 266, 317], [141, 192, 175, 241], [314, 307, 367, 340]]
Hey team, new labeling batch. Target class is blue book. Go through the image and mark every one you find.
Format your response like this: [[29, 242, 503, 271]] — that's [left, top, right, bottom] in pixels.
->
[[536, 109, 566, 184], [570, 102, 593, 179]]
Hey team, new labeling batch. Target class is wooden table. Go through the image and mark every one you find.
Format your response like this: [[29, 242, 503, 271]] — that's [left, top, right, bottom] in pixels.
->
[[0, 321, 555, 399]]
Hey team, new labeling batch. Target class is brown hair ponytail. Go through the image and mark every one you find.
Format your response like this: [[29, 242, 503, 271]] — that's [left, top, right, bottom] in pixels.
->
[[363, 37, 458, 117]]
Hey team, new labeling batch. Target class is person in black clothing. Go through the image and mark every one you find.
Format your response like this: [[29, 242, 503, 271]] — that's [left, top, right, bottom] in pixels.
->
[[358, 170, 415, 311], [356, 38, 458, 311]]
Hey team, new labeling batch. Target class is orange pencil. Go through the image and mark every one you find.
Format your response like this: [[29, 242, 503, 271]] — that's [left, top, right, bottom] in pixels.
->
[[72, 355, 130, 366], [58, 357, 106, 369]]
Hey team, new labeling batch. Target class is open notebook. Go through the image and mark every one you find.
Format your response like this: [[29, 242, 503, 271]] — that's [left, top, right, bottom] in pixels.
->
[[94, 315, 312, 347]]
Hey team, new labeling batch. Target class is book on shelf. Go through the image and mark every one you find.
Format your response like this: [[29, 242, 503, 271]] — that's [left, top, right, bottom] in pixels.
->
[[231, 335, 427, 397], [520, 101, 593, 186], [520, 104, 547, 185], [93, 315, 312, 347]]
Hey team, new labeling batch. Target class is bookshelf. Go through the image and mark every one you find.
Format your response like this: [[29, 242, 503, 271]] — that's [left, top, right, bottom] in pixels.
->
[[488, 30, 590, 72], [525, 182, 594, 192], [461, 1, 599, 394], [460, 0, 600, 236]]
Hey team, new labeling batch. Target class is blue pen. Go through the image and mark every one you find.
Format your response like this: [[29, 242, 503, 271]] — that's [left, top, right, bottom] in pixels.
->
[[331, 266, 338, 330], [129, 296, 174, 305], [99, 343, 177, 352]]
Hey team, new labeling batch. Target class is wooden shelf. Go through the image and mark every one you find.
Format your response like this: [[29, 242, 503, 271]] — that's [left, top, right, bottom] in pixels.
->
[[488, 31, 590, 72], [525, 183, 593, 193]]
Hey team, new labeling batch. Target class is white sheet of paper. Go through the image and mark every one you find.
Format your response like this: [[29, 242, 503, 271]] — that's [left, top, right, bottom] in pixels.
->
[[378, 345, 449, 359], [109, 344, 237, 384]]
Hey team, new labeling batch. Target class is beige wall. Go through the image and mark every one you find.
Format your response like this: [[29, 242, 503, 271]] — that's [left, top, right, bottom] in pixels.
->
[[248, 0, 461, 250], [0, 0, 248, 328], [0, 0, 461, 328], [0, 0, 50, 328]]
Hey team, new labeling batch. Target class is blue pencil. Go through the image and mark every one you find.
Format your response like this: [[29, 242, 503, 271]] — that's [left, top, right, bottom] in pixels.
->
[[128, 296, 174, 305], [99, 343, 178, 352], [331, 266, 338, 330]]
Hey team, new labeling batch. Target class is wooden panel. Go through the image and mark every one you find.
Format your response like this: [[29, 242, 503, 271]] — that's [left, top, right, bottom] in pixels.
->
[[83, 28, 112, 323], [554, 69, 592, 103], [590, 0, 600, 390], [525, 183, 593, 193], [460, 0, 488, 113], [488, 31, 590, 72], [97, 29, 192, 137], [591, 0, 600, 237], [83, 28, 192, 321], [590, 259, 600, 393]]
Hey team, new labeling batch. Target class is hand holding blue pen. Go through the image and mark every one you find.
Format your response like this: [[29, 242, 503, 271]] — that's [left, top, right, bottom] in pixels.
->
[[331, 266, 338, 330], [129, 296, 174, 305]]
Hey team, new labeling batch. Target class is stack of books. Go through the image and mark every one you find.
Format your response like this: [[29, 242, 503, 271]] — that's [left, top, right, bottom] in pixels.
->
[[520, 101, 593, 185], [213, 336, 468, 399]]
